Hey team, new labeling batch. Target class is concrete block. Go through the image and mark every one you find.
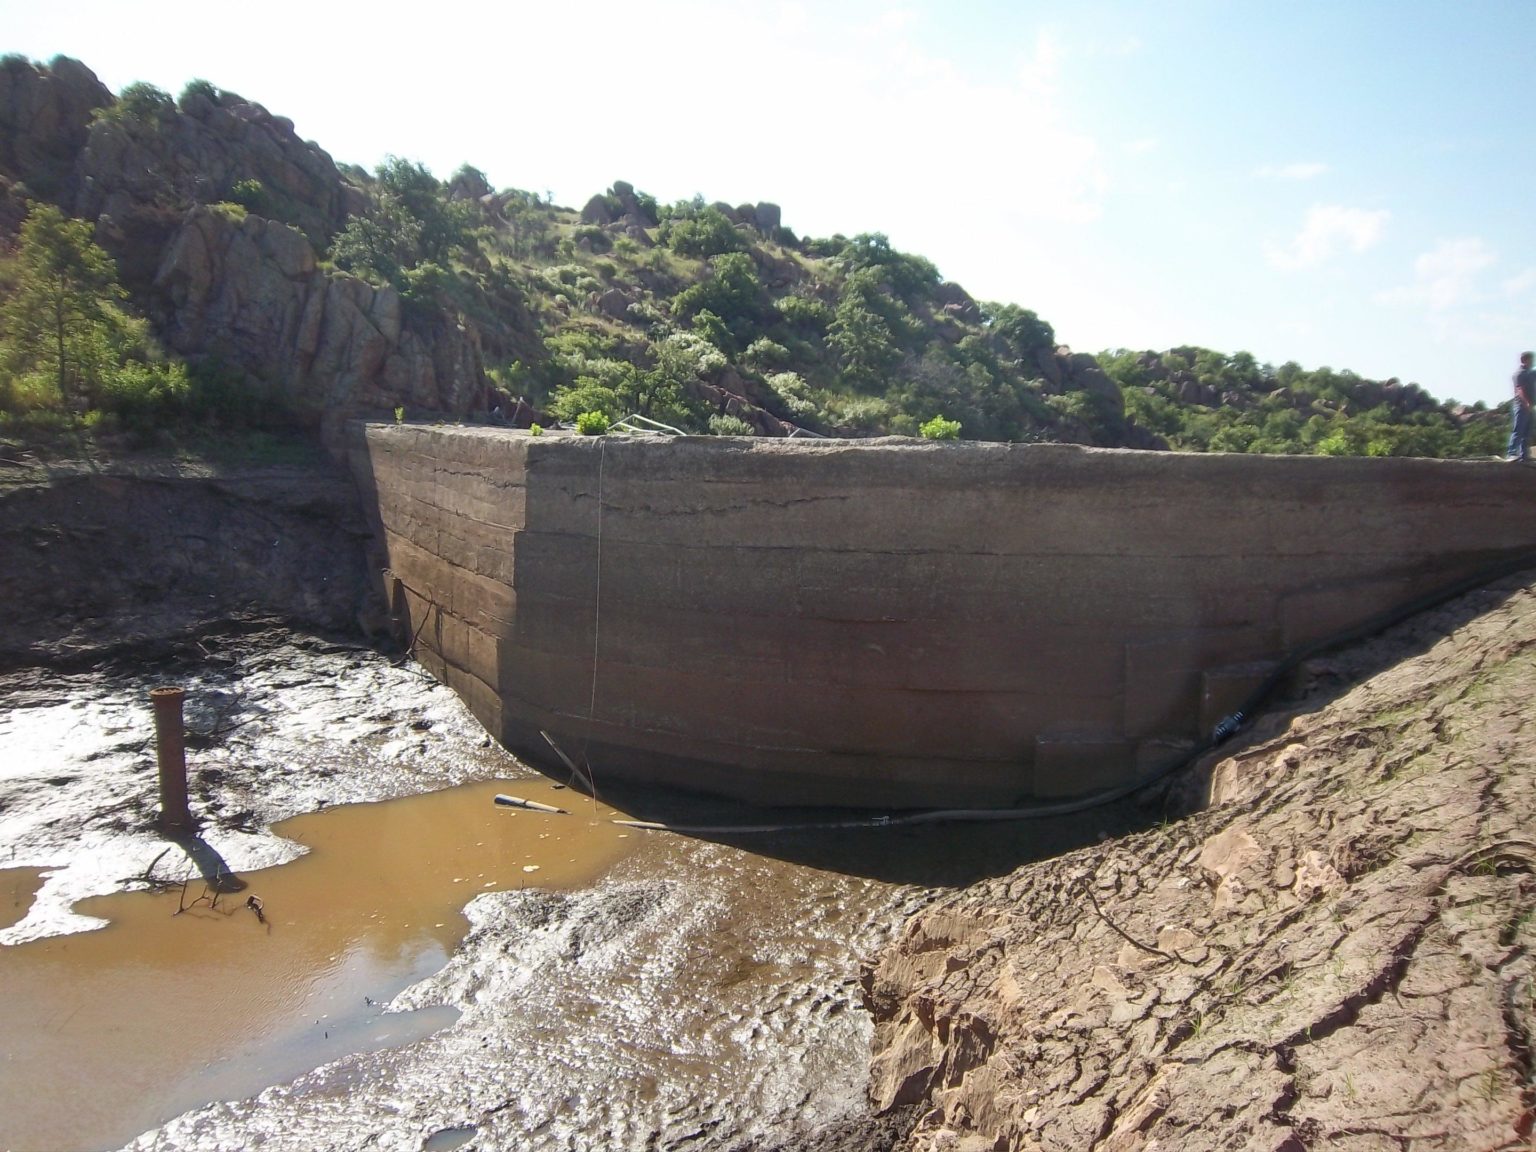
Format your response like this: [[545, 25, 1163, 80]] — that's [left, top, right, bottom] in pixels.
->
[[1123, 626, 1279, 740]]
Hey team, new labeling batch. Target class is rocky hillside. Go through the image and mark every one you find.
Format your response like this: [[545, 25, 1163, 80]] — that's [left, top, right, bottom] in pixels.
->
[[0, 56, 494, 431], [0, 55, 1504, 454], [862, 570, 1536, 1150]]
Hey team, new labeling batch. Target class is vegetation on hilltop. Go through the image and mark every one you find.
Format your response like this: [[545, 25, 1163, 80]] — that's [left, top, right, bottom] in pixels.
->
[[0, 63, 1511, 459], [1103, 346, 1504, 458], [308, 159, 1505, 456]]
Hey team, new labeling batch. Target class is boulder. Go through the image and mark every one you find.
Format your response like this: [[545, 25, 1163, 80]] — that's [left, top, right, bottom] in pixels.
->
[[0, 55, 113, 201], [753, 201, 781, 235], [1175, 378, 1219, 407], [609, 179, 656, 226], [687, 376, 788, 436], [1059, 348, 1126, 422], [934, 280, 981, 322], [580, 192, 614, 226], [1035, 346, 1064, 389], [597, 288, 636, 322], [446, 166, 492, 202]]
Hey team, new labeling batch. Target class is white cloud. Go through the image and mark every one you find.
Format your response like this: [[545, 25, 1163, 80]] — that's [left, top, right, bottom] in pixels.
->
[[1266, 204, 1389, 270], [1125, 137, 1159, 154], [1378, 237, 1497, 311], [1503, 268, 1536, 298], [1256, 162, 1329, 181]]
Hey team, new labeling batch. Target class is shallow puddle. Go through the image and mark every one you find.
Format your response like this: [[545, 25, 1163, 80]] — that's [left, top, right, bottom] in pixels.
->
[[0, 778, 637, 1152], [0, 867, 46, 932]]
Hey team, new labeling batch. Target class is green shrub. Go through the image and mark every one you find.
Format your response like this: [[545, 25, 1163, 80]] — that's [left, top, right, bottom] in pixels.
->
[[572, 224, 613, 253], [743, 337, 790, 369], [550, 379, 623, 423], [228, 178, 271, 216], [828, 395, 892, 433], [766, 371, 818, 420], [97, 360, 191, 435], [103, 82, 175, 128], [184, 357, 280, 428], [691, 309, 731, 351], [178, 78, 220, 109], [576, 410, 610, 435], [919, 414, 962, 440], [708, 413, 754, 436], [664, 207, 742, 259], [529, 423, 544, 436]]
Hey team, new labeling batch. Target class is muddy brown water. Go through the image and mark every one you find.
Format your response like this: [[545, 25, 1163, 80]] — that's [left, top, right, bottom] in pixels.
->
[[1, 868, 46, 932], [1, 780, 637, 1152]]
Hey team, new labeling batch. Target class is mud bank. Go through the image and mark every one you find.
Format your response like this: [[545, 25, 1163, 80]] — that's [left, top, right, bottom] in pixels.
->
[[0, 455, 378, 666], [0, 628, 509, 945], [0, 622, 1136, 1152]]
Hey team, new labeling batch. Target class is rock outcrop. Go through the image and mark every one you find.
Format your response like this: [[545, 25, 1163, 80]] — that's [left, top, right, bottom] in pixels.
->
[[152, 206, 486, 420], [863, 573, 1536, 1150], [0, 56, 492, 423], [74, 83, 352, 248], [0, 54, 111, 201]]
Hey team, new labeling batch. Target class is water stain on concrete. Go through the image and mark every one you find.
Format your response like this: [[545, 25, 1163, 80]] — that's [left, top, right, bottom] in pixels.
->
[[0, 778, 636, 1152]]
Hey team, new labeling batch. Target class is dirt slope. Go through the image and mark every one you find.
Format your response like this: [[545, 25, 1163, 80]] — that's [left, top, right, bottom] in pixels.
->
[[863, 572, 1536, 1151]]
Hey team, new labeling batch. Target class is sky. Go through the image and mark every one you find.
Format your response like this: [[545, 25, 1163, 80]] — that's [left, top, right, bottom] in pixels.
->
[[9, 0, 1536, 407]]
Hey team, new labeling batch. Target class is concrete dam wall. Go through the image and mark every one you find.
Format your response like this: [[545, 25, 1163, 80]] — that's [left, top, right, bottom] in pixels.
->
[[348, 423, 1536, 808]]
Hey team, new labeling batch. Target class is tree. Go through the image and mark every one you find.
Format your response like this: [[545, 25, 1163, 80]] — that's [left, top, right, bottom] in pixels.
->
[[330, 192, 424, 286], [828, 293, 901, 391], [375, 156, 474, 265], [671, 251, 766, 350], [0, 202, 188, 427], [842, 233, 940, 303], [663, 207, 742, 259], [986, 303, 1055, 362], [331, 157, 477, 291], [1, 203, 129, 409]]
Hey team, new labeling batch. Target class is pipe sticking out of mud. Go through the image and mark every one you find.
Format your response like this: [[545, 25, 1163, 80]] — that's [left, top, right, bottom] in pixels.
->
[[150, 686, 192, 833], [494, 794, 569, 815]]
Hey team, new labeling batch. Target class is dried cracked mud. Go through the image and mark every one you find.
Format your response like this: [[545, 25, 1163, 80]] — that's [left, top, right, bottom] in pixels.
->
[[864, 571, 1536, 1151]]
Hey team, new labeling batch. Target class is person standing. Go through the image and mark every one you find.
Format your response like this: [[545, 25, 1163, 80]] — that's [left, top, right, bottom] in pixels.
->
[[1509, 352, 1536, 462]]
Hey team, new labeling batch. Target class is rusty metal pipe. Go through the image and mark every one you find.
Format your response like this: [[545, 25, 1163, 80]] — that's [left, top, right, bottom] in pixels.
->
[[150, 686, 192, 833]]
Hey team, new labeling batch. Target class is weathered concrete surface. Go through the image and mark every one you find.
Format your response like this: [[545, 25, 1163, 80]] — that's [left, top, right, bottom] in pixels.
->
[[349, 424, 1536, 807]]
